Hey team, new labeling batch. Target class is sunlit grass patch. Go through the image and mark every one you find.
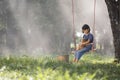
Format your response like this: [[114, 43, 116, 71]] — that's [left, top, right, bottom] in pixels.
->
[[0, 53, 119, 80], [81, 52, 114, 63]]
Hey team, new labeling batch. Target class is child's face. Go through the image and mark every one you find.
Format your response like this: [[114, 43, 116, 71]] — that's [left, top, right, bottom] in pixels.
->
[[83, 29, 89, 34]]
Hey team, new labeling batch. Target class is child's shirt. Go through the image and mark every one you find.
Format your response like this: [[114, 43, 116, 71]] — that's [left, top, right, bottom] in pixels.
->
[[83, 33, 94, 49]]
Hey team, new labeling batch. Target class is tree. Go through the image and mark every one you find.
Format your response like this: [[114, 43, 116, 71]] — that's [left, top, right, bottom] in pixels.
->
[[105, 0, 120, 62]]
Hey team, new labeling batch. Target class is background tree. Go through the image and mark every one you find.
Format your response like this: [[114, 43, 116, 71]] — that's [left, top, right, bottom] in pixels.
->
[[105, 0, 120, 61]]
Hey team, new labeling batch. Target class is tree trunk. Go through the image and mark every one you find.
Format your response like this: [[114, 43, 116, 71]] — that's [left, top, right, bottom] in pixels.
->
[[105, 0, 120, 61]]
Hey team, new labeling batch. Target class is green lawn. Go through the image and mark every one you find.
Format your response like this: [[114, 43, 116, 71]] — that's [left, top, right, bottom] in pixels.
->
[[0, 53, 120, 80]]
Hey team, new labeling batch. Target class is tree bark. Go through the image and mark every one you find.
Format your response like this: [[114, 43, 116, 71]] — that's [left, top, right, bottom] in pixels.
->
[[105, 0, 120, 61]]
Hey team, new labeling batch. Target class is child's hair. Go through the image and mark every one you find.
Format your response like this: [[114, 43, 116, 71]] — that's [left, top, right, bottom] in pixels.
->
[[82, 24, 90, 32]]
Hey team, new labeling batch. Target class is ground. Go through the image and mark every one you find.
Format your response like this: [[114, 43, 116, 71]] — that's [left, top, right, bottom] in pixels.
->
[[0, 53, 120, 80]]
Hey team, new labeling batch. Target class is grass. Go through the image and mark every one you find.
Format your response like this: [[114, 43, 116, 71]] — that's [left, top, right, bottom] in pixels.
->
[[0, 53, 120, 80]]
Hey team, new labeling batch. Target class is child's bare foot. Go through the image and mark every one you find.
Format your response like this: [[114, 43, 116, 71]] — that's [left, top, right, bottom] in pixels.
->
[[73, 58, 76, 62], [73, 58, 79, 63], [76, 59, 79, 63]]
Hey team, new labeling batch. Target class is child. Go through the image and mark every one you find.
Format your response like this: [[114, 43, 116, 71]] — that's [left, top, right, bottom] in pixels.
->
[[73, 24, 94, 62]]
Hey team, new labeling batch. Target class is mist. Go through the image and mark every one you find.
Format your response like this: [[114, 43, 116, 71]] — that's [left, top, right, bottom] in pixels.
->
[[0, 0, 114, 56]]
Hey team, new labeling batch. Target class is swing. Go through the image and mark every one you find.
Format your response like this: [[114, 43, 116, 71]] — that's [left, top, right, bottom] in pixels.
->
[[57, 0, 96, 62], [71, 0, 96, 52]]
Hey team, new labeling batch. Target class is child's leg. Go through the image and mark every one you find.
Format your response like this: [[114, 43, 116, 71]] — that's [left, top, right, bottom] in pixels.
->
[[73, 50, 78, 62], [76, 47, 90, 61]]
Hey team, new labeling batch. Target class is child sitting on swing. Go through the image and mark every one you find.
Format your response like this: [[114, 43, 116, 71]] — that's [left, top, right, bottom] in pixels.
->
[[73, 24, 94, 62]]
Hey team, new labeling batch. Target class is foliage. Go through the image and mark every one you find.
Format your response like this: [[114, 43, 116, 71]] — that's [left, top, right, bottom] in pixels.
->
[[0, 53, 120, 80]]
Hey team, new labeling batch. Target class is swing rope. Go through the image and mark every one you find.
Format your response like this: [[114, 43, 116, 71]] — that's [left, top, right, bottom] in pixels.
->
[[92, 0, 96, 51], [71, 0, 96, 51], [71, 0, 76, 50]]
